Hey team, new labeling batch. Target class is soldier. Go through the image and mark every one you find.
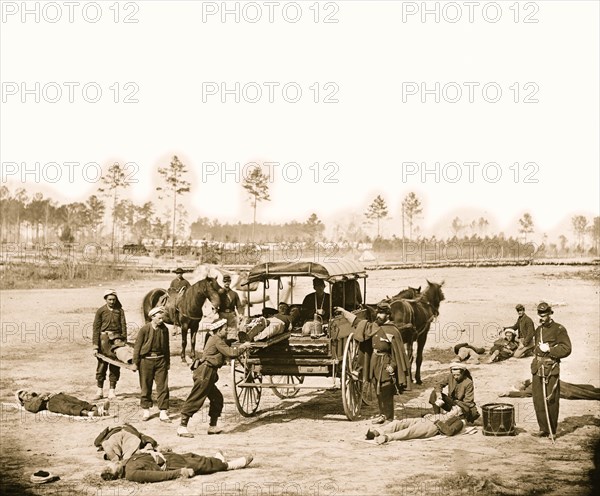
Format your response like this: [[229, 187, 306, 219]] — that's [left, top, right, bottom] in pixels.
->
[[169, 268, 191, 295], [92, 289, 127, 400], [505, 304, 536, 358], [132, 306, 171, 423], [530, 302, 572, 438], [177, 319, 252, 437], [429, 363, 480, 423], [335, 301, 410, 425], [219, 275, 244, 339]]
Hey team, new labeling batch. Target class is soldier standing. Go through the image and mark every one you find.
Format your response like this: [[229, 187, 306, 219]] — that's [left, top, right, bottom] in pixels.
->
[[92, 289, 127, 400], [531, 302, 572, 438]]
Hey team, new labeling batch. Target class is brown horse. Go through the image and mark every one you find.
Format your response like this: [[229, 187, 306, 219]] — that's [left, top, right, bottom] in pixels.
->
[[142, 277, 222, 361], [389, 280, 445, 384]]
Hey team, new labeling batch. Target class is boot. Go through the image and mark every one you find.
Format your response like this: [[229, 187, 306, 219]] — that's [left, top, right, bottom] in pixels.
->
[[93, 387, 104, 400], [142, 409, 151, 421], [107, 388, 116, 399], [159, 410, 171, 423], [97, 400, 111, 417], [226, 454, 253, 470], [177, 425, 194, 438], [207, 425, 223, 435]]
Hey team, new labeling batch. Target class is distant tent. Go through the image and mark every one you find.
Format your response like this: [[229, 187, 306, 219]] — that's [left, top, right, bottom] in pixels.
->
[[359, 250, 376, 262]]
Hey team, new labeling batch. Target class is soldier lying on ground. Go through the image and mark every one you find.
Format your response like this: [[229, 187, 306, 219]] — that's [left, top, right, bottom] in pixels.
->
[[94, 424, 158, 462], [500, 379, 600, 401], [16, 390, 110, 417], [101, 448, 253, 482], [366, 411, 467, 444]]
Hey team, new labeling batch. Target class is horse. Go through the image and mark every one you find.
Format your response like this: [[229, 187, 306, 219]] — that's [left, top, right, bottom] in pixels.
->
[[142, 277, 222, 362], [389, 280, 445, 385]]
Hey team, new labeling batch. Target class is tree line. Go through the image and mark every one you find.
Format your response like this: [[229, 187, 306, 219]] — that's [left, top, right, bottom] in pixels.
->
[[1, 158, 598, 257]]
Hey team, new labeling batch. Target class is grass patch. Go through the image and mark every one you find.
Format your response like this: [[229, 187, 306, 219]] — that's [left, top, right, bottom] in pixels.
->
[[0, 263, 147, 290]]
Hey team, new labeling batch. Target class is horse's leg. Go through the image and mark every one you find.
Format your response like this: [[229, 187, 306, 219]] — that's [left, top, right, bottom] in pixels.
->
[[180, 318, 188, 362], [189, 320, 199, 360], [406, 338, 415, 384], [414, 327, 429, 385]]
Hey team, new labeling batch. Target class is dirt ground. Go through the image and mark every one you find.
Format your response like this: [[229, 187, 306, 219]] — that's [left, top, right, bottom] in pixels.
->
[[1, 265, 599, 496]]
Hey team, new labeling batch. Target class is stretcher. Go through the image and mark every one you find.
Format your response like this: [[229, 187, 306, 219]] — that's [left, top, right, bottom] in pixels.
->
[[94, 352, 136, 371]]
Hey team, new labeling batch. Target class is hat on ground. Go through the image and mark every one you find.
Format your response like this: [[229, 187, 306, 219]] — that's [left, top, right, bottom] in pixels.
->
[[148, 306, 165, 318], [173, 268, 185, 274], [103, 289, 117, 299], [30, 470, 60, 484], [515, 304, 524, 311], [450, 363, 467, 371], [223, 274, 232, 282], [15, 389, 26, 405], [537, 302, 553, 316], [209, 319, 228, 331]]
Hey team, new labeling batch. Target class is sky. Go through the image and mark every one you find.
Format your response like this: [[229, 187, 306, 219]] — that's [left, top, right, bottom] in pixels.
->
[[1, 0, 598, 241]]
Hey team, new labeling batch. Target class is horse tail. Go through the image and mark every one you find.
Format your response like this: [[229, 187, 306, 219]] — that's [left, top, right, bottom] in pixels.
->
[[142, 288, 168, 322]]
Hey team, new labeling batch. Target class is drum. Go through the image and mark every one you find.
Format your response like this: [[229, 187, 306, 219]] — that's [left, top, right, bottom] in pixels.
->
[[482, 403, 516, 436]]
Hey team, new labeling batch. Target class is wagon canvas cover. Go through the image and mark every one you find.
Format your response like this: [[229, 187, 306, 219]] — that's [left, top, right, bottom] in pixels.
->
[[244, 259, 367, 284]]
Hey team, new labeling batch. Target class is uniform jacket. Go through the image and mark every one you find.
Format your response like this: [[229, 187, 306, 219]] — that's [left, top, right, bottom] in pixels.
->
[[507, 314, 535, 347], [124, 451, 182, 483], [219, 289, 243, 313], [21, 392, 51, 413], [301, 292, 331, 321], [200, 334, 247, 368], [132, 322, 170, 369], [92, 305, 127, 348], [353, 319, 411, 390], [169, 277, 190, 294], [435, 373, 478, 422], [530, 319, 571, 376]]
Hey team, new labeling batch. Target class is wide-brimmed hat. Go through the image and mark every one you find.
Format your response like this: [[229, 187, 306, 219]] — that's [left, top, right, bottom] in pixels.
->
[[148, 306, 165, 318], [537, 302, 553, 316], [173, 268, 185, 274]]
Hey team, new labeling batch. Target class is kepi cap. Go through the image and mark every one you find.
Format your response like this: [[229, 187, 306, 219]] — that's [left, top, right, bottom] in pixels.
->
[[515, 304, 524, 311], [537, 302, 553, 315]]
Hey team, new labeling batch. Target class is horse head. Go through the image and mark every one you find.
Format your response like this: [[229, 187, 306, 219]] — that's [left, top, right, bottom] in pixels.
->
[[424, 280, 445, 315], [204, 276, 222, 311]]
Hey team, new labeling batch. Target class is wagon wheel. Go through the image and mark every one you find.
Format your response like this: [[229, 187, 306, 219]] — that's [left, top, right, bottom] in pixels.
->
[[231, 357, 262, 417], [270, 375, 305, 399], [361, 379, 376, 406], [341, 333, 364, 420]]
